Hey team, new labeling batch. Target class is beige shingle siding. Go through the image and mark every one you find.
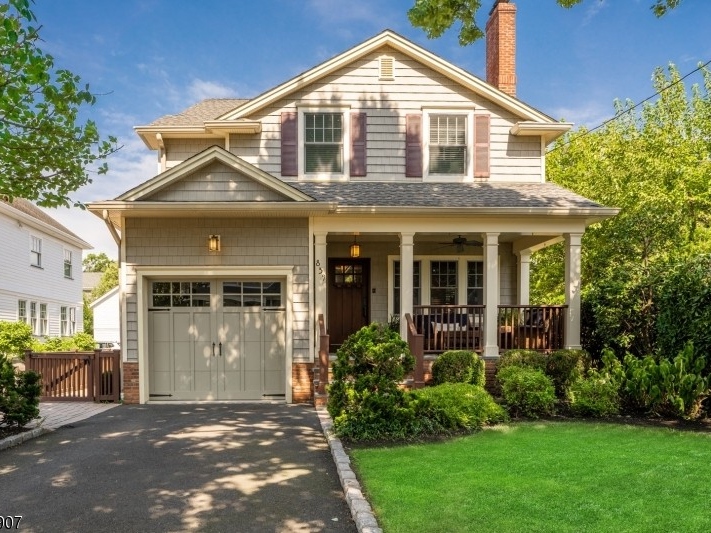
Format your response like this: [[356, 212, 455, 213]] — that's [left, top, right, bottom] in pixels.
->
[[144, 161, 287, 202], [219, 47, 541, 182], [165, 139, 222, 169], [123, 217, 310, 363]]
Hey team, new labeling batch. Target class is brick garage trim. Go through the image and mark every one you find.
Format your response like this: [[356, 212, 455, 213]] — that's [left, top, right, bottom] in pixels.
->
[[292, 362, 314, 404], [122, 362, 140, 404]]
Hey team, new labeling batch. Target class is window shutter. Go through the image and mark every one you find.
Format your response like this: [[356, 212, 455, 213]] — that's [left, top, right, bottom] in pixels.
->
[[474, 114, 490, 178], [350, 112, 367, 177], [405, 114, 422, 178], [281, 112, 298, 176]]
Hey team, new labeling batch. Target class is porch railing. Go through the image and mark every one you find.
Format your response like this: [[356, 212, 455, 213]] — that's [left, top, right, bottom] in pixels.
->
[[410, 305, 567, 354], [497, 305, 567, 352], [405, 313, 425, 388], [412, 305, 485, 354]]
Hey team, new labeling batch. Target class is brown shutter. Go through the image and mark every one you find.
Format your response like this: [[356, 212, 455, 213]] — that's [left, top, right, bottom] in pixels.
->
[[350, 112, 367, 177], [474, 114, 490, 178], [281, 112, 298, 176], [405, 114, 422, 178]]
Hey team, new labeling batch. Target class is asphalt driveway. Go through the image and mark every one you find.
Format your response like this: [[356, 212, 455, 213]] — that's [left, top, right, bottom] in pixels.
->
[[0, 404, 356, 532]]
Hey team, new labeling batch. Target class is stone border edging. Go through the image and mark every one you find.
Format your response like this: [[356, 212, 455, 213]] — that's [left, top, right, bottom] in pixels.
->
[[316, 408, 383, 533], [0, 426, 49, 451]]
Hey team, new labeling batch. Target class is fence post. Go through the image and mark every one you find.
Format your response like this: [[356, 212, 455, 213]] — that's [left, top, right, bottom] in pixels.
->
[[92, 349, 102, 402]]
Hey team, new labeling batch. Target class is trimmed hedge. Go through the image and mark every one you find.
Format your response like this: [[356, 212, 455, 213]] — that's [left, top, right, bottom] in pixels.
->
[[431, 350, 485, 386], [497, 365, 556, 419]]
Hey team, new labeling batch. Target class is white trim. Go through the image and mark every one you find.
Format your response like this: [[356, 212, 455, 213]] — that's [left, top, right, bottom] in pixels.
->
[[0, 202, 92, 250], [134, 266, 294, 404], [422, 108, 476, 182]]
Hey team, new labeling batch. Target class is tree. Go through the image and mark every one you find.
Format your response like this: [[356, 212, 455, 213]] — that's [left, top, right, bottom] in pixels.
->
[[0, 0, 118, 207], [83, 252, 114, 273], [534, 64, 711, 357], [408, 0, 683, 45], [90, 262, 118, 301]]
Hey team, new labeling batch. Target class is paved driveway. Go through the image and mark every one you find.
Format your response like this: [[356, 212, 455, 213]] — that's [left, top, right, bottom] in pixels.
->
[[0, 404, 356, 532]]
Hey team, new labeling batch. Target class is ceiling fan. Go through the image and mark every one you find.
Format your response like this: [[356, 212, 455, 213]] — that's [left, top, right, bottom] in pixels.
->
[[437, 235, 482, 253]]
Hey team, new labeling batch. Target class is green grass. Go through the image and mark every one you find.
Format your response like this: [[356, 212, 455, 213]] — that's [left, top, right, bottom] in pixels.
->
[[350, 421, 711, 533]]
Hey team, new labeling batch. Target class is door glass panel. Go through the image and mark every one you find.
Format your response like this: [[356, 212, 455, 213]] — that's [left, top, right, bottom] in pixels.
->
[[223, 282, 241, 294], [221, 281, 282, 307], [192, 282, 211, 294], [243, 282, 261, 294], [224, 296, 242, 307], [153, 281, 212, 307], [172, 295, 191, 307]]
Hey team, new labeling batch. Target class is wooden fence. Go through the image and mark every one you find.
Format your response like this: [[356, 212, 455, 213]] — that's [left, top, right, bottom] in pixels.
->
[[24, 349, 121, 402]]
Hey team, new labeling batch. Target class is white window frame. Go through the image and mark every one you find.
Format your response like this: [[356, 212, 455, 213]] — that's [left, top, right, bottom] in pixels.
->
[[18, 300, 27, 323], [60, 306, 68, 336], [297, 105, 351, 180], [69, 307, 76, 335], [422, 108, 475, 182], [30, 236, 42, 267], [64, 249, 73, 279], [388, 256, 484, 316], [29, 302, 38, 335], [39, 303, 48, 336]]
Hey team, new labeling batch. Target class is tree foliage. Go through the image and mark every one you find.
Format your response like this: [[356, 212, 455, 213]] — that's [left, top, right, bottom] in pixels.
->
[[0, 0, 118, 207], [82, 252, 114, 272], [537, 64, 711, 357], [409, 0, 683, 45], [90, 262, 118, 301]]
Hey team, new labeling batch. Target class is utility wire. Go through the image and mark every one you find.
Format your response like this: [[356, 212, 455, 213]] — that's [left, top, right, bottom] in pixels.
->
[[549, 58, 711, 152]]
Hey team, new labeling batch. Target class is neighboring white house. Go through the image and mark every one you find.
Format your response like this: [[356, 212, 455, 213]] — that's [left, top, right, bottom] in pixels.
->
[[91, 286, 120, 345], [0, 197, 92, 337], [88, 3, 618, 404]]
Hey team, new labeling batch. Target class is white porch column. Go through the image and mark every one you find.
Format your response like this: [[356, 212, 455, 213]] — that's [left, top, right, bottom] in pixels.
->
[[564, 233, 583, 350], [483, 233, 500, 357], [399, 232, 415, 339], [517, 250, 531, 305], [314, 232, 328, 335]]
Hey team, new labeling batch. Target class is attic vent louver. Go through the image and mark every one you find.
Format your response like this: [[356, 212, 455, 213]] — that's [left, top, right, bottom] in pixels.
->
[[379, 56, 394, 80]]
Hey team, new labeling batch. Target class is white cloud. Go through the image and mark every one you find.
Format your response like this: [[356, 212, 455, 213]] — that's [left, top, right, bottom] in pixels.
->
[[187, 79, 237, 101], [582, 0, 608, 25]]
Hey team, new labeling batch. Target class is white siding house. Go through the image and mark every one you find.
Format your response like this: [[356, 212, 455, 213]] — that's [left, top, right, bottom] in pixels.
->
[[91, 287, 120, 344], [0, 198, 92, 338]]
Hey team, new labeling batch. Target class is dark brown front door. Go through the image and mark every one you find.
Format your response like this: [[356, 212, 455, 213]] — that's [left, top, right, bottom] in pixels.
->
[[328, 258, 370, 347]]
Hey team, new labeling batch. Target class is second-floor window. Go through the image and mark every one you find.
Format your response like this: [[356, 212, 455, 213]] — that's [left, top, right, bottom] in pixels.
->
[[429, 114, 466, 175], [304, 112, 343, 173], [31, 236, 42, 267], [64, 250, 73, 278]]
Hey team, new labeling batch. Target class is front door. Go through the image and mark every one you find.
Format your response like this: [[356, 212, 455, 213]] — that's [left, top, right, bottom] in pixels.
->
[[328, 258, 370, 347]]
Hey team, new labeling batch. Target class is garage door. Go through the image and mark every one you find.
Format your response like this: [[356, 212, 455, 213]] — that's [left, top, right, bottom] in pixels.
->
[[148, 280, 285, 401]]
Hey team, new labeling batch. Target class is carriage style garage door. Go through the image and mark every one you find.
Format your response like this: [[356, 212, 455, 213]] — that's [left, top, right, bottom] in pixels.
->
[[148, 280, 286, 401]]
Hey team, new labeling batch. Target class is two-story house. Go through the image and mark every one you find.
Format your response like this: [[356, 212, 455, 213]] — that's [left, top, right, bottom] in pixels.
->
[[88, 1, 617, 404], [0, 198, 91, 339]]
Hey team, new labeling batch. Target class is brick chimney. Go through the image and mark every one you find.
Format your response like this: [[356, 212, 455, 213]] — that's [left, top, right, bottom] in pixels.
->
[[486, 0, 517, 97]]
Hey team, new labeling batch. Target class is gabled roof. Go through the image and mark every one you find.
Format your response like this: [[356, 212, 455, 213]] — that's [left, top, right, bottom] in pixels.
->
[[221, 30, 562, 126], [90, 286, 119, 309], [0, 197, 92, 249], [148, 99, 249, 127], [115, 145, 315, 202]]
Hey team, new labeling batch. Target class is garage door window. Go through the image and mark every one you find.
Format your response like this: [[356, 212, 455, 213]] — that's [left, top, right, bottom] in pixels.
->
[[223, 281, 282, 307], [151, 281, 211, 307]]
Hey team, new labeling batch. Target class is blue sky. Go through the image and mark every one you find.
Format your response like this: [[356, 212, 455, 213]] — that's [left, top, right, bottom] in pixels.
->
[[30, 0, 711, 260]]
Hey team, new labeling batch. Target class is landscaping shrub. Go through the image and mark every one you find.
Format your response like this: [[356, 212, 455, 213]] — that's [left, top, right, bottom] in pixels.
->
[[498, 349, 547, 372], [568, 374, 620, 418], [0, 356, 41, 427], [497, 365, 556, 418], [546, 349, 589, 398], [410, 383, 507, 432], [0, 321, 33, 358], [327, 323, 415, 441], [431, 350, 485, 386], [32, 332, 96, 352], [620, 343, 708, 419]]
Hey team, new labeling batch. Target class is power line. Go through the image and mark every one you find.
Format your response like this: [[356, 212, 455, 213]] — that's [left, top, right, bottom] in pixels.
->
[[549, 58, 711, 152]]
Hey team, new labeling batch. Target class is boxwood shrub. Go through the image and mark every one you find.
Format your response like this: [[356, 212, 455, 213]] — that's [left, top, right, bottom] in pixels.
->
[[497, 365, 556, 418], [431, 350, 485, 386]]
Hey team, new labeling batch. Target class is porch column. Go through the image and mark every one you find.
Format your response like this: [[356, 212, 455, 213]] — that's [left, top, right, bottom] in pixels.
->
[[483, 233, 500, 357], [314, 232, 328, 337], [399, 232, 415, 339], [517, 250, 531, 305], [564, 233, 582, 349]]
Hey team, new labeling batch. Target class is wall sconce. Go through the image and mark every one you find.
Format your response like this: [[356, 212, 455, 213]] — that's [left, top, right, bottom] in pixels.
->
[[208, 234, 221, 252], [350, 235, 360, 258]]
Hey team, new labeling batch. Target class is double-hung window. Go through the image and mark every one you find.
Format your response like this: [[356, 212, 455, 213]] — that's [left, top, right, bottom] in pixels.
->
[[61, 307, 68, 336], [429, 114, 466, 175], [430, 261, 458, 305], [393, 261, 422, 314], [31, 236, 42, 267], [64, 250, 73, 278], [39, 303, 48, 336], [18, 301, 27, 323], [467, 261, 484, 305], [304, 112, 343, 173], [30, 302, 38, 334], [69, 307, 76, 335]]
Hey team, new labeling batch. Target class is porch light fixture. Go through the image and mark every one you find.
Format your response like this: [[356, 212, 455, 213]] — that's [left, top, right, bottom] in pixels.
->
[[208, 234, 221, 252], [350, 235, 360, 258]]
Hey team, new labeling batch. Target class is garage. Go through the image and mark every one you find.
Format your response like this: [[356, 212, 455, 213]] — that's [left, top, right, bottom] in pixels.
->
[[147, 279, 286, 401]]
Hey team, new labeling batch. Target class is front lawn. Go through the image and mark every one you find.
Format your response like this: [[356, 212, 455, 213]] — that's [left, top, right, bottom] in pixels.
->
[[350, 421, 711, 533]]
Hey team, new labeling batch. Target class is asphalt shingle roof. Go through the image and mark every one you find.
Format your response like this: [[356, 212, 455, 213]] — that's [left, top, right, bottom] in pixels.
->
[[2, 197, 86, 241], [147, 98, 249, 127], [290, 181, 603, 209]]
